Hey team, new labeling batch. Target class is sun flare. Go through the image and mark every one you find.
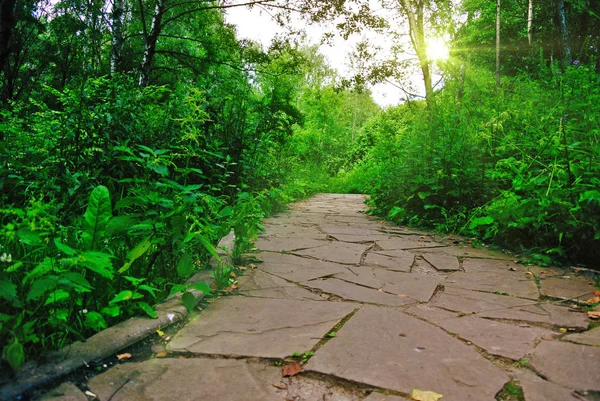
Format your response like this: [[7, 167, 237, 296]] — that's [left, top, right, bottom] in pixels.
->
[[426, 38, 450, 61]]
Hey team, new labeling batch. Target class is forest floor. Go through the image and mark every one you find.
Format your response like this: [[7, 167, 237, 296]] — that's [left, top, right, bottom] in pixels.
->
[[38, 194, 599, 401]]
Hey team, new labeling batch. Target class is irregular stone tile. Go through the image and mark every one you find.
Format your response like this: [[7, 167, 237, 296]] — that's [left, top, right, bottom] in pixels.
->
[[445, 270, 539, 299], [516, 369, 590, 401], [432, 288, 588, 329], [375, 236, 445, 250], [321, 225, 384, 237], [530, 341, 600, 391], [294, 242, 371, 265], [305, 306, 509, 401], [168, 297, 356, 358], [37, 383, 87, 401], [87, 359, 283, 401], [260, 224, 324, 239], [325, 215, 377, 224], [364, 250, 415, 272], [421, 253, 460, 271], [237, 270, 322, 301], [304, 278, 415, 306], [364, 393, 411, 401], [255, 237, 329, 252], [539, 276, 597, 301], [417, 245, 515, 261], [462, 258, 527, 273], [327, 233, 388, 243], [257, 252, 348, 282], [479, 303, 589, 329], [335, 267, 439, 303], [562, 327, 600, 347], [408, 305, 553, 360]]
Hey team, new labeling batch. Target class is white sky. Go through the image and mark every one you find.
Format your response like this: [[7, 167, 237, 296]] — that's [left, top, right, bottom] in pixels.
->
[[224, 4, 407, 107]]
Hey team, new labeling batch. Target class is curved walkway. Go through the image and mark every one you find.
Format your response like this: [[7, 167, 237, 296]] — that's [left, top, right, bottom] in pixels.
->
[[42, 194, 599, 401]]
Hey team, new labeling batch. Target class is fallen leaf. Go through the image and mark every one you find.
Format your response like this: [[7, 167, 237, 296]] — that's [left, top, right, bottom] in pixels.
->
[[249, 264, 257, 269], [509, 267, 517, 271], [156, 329, 164, 337], [588, 311, 600, 319], [525, 272, 533, 276], [272, 383, 288, 390], [155, 352, 167, 358], [574, 268, 581, 273], [320, 293, 331, 300], [559, 328, 568, 333], [585, 296, 600, 304], [116, 353, 132, 360], [85, 390, 97, 398], [239, 266, 247, 270], [411, 389, 443, 401], [595, 290, 600, 296], [282, 362, 303, 377], [541, 336, 555, 341], [230, 272, 237, 278]]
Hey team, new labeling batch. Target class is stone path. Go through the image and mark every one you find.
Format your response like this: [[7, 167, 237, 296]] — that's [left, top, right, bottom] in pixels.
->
[[40, 194, 600, 401]]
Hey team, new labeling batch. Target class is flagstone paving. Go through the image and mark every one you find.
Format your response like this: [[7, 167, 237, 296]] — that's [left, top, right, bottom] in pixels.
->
[[36, 194, 600, 401]]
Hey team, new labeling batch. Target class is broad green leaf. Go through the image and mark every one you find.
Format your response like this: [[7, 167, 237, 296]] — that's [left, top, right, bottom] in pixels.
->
[[27, 277, 58, 301], [176, 252, 194, 278], [82, 185, 112, 251], [193, 281, 211, 295], [119, 236, 153, 273], [468, 216, 495, 230], [109, 290, 133, 304], [105, 215, 140, 234], [78, 252, 114, 279], [60, 272, 93, 293], [217, 206, 235, 218], [16, 228, 41, 245], [136, 301, 157, 319], [84, 311, 107, 331], [0, 279, 17, 302], [24, 257, 56, 283], [6, 261, 23, 272], [101, 304, 121, 317], [139, 284, 158, 298], [3, 339, 25, 371], [43, 289, 70, 306], [54, 238, 76, 256], [148, 163, 169, 176], [181, 291, 196, 312]]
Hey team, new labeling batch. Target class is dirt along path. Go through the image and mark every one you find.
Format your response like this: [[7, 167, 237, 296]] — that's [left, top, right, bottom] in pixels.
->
[[40, 194, 599, 401]]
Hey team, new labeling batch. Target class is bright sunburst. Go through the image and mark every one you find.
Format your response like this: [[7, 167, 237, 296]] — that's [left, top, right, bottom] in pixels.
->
[[426, 38, 450, 61]]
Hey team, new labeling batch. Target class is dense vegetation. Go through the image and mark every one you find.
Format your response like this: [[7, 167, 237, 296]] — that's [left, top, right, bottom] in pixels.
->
[[0, 0, 598, 375]]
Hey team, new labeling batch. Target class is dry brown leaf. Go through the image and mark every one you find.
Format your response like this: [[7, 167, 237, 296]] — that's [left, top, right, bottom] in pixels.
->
[[230, 272, 237, 278], [272, 383, 288, 390], [239, 266, 247, 270], [509, 267, 517, 271], [585, 296, 600, 304], [116, 353, 132, 360], [594, 290, 600, 296], [320, 293, 331, 300], [588, 311, 600, 319], [155, 352, 167, 358], [282, 362, 303, 377], [411, 389, 443, 401], [249, 264, 257, 269]]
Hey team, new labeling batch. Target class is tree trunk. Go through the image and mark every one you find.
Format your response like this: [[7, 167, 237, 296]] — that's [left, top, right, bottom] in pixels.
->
[[398, 0, 433, 108], [495, 0, 501, 88], [527, 0, 533, 45], [110, 0, 124, 76], [139, 0, 165, 87], [556, 0, 571, 64], [0, 0, 15, 76]]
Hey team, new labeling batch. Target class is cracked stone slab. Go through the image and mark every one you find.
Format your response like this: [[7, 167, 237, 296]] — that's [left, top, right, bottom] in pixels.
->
[[87, 359, 284, 401], [259, 224, 325, 240], [431, 287, 588, 329], [516, 369, 591, 401], [364, 393, 411, 401], [364, 250, 415, 272], [407, 305, 554, 360], [462, 258, 527, 273], [321, 225, 384, 237], [445, 270, 539, 299], [334, 268, 439, 303], [416, 246, 516, 261], [562, 327, 600, 346], [257, 252, 348, 282], [304, 278, 416, 306], [256, 237, 330, 252], [168, 296, 356, 358], [327, 234, 388, 243], [293, 242, 371, 265], [305, 306, 509, 401], [37, 383, 87, 401], [421, 253, 460, 271], [539, 276, 597, 301], [237, 270, 323, 301], [530, 341, 600, 391], [375, 236, 445, 250]]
